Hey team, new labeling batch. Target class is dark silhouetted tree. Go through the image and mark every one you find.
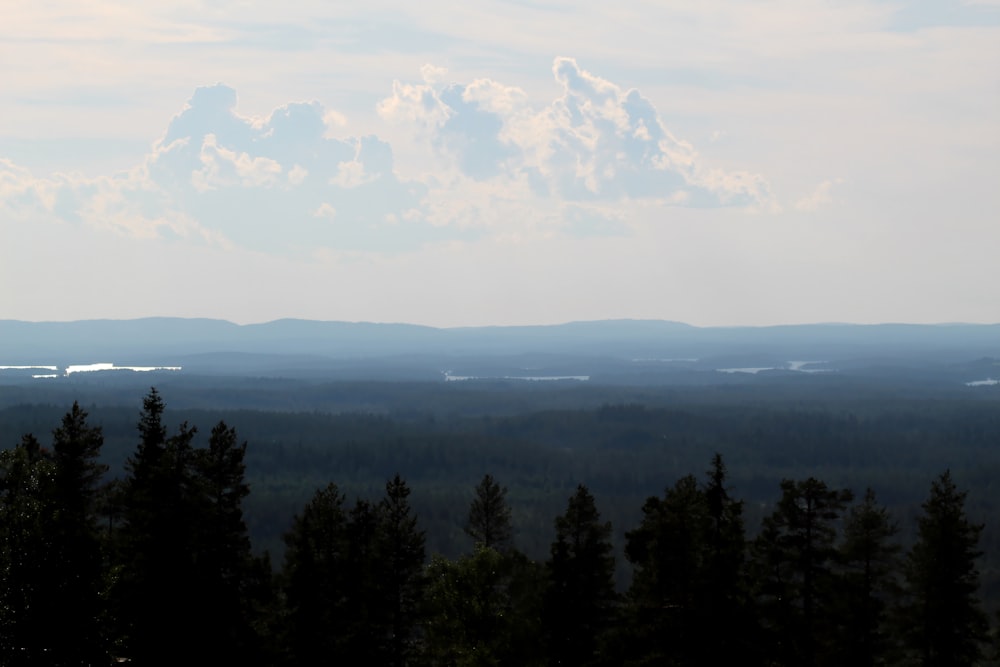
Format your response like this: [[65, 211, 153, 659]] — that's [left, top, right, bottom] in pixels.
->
[[118, 389, 201, 666], [48, 402, 110, 665], [621, 455, 751, 666], [282, 482, 351, 664], [465, 473, 513, 552], [838, 488, 901, 667], [899, 471, 987, 666], [190, 420, 256, 663], [545, 484, 617, 667], [378, 473, 427, 667], [753, 477, 852, 666], [0, 435, 58, 665]]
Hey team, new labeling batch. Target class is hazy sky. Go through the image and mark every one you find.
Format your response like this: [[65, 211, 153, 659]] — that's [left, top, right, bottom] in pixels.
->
[[2, 1, 998, 327]]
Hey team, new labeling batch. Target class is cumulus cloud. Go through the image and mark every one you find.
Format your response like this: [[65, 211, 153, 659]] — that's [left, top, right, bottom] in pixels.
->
[[379, 57, 773, 207], [141, 84, 434, 252], [795, 178, 844, 211], [4, 62, 777, 261]]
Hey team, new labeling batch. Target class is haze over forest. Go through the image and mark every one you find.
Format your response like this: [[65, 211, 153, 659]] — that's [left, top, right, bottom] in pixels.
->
[[3, 2, 1000, 664]]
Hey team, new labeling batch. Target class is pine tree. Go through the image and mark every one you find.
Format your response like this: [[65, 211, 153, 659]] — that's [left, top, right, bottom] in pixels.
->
[[622, 458, 750, 666], [0, 435, 58, 665], [899, 470, 988, 666], [190, 421, 256, 663], [342, 498, 387, 663], [753, 477, 852, 666], [0, 407, 111, 665], [838, 488, 901, 666], [378, 473, 427, 667], [118, 389, 202, 666], [545, 484, 617, 667], [49, 402, 110, 664], [282, 482, 351, 664], [423, 545, 546, 667], [465, 473, 514, 552], [624, 474, 707, 664]]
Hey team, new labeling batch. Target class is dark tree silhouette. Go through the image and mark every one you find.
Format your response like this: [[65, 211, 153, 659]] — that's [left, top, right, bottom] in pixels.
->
[[753, 477, 852, 666], [190, 420, 257, 663], [899, 471, 988, 666], [282, 482, 351, 664], [545, 484, 617, 667], [0, 435, 59, 665], [119, 389, 202, 666], [48, 402, 110, 664], [838, 488, 901, 666], [465, 473, 514, 552], [378, 473, 427, 667]]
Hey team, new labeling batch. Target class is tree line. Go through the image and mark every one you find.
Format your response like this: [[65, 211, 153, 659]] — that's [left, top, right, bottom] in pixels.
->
[[0, 389, 996, 666]]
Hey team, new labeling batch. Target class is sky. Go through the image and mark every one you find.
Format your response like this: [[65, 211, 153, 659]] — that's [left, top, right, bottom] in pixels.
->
[[2, 0, 999, 327]]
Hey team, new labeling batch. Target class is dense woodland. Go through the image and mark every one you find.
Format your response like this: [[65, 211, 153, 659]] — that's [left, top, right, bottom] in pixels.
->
[[1, 383, 1000, 665]]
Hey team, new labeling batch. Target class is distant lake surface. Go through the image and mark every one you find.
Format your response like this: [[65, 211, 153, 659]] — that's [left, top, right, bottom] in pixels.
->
[[0, 363, 182, 379]]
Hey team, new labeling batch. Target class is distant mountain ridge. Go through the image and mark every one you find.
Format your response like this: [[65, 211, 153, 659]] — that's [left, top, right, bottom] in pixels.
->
[[2, 318, 999, 369]]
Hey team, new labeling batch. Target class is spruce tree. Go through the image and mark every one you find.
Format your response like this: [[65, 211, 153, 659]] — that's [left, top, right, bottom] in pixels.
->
[[118, 389, 202, 666], [838, 488, 901, 666], [465, 473, 513, 552], [0, 436, 58, 665], [624, 474, 708, 664], [622, 458, 750, 666], [282, 482, 351, 664], [191, 420, 256, 663], [753, 477, 852, 666], [545, 484, 617, 667], [49, 402, 110, 664], [378, 474, 427, 667], [342, 498, 386, 663], [899, 470, 987, 666]]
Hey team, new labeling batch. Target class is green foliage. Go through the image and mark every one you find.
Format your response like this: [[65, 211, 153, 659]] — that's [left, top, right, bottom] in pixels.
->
[[752, 477, 853, 666], [282, 482, 352, 663], [899, 471, 988, 666], [423, 545, 545, 666], [621, 455, 750, 665], [545, 484, 617, 667], [380, 473, 427, 667], [465, 473, 514, 552], [1, 388, 999, 665], [0, 405, 111, 665], [838, 488, 901, 666], [0, 436, 59, 664]]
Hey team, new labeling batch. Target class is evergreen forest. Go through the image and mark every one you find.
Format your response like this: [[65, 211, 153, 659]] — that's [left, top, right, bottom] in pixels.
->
[[1, 381, 999, 666]]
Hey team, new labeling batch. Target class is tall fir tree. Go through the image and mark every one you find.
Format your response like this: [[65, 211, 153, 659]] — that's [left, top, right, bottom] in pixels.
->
[[899, 470, 988, 666], [49, 402, 110, 665], [0, 406, 111, 665], [118, 389, 202, 666], [378, 473, 427, 667], [621, 457, 751, 666], [752, 477, 852, 666], [423, 545, 546, 667], [545, 484, 617, 667], [282, 482, 352, 664], [0, 435, 59, 665], [465, 473, 514, 552], [190, 420, 256, 663], [838, 488, 901, 667], [342, 498, 387, 663], [624, 474, 708, 664]]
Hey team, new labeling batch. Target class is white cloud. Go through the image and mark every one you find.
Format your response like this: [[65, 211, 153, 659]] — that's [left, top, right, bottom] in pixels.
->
[[380, 57, 773, 208], [795, 178, 844, 212], [313, 203, 337, 219], [288, 164, 309, 185], [192, 134, 284, 191]]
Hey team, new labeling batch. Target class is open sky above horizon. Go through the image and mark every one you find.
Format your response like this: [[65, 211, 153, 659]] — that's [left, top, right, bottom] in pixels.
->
[[2, 1, 999, 327]]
